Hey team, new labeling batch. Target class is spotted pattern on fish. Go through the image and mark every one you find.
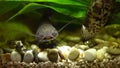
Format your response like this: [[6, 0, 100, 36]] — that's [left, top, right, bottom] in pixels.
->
[[81, 0, 114, 42], [35, 22, 58, 42]]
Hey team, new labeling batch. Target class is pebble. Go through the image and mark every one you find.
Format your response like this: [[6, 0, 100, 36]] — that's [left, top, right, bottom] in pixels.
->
[[40, 61, 54, 68], [96, 46, 108, 61], [84, 48, 96, 61], [68, 47, 80, 61], [57, 46, 71, 59], [107, 47, 120, 54], [23, 50, 34, 63], [47, 49, 58, 62], [75, 44, 89, 50], [38, 51, 49, 62], [11, 50, 21, 62], [77, 49, 84, 59], [2, 53, 11, 64], [31, 44, 40, 51]]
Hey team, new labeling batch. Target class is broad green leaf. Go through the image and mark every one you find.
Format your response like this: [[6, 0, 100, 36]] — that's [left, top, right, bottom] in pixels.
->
[[7, 3, 87, 21], [4, 0, 90, 6], [47, 3, 87, 18], [29, 0, 89, 7], [0, 1, 20, 16], [7, 3, 45, 21]]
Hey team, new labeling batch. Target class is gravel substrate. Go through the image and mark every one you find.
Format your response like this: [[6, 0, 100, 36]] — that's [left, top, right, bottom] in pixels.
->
[[0, 56, 120, 68]]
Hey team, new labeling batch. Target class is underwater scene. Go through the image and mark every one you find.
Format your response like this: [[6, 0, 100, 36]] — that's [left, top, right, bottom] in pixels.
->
[[0, 0, 120, 68]]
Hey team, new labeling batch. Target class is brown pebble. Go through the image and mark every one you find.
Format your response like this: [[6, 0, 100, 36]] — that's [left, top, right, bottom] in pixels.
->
[[1, 53, 11, 64]]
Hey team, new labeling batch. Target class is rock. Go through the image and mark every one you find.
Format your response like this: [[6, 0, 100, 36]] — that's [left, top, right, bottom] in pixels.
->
[[31, 44, 40, 51], [15, 40, 26, 55], [84, 48, 96, 61], [68, 47, 79, 61], [77, 49, 84, 60], [65, 36, 80, 42], [107, 47, 120, 54], [57, 46, 71, 59], [96, 46, 108, 61], [47, 49, 58, 62], [38, 51, 49, 62], [40, 61, 54, 68], [23, 50, 34, 63], [11, 50, 21, 62], [31, 44, 41, 63], [105, 24, 120, 38], [2, 53, 11, 64], [75, 44, 89, 50]]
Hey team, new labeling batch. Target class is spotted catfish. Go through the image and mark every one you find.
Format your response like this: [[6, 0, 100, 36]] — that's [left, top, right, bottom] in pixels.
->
[[35, 21, 58, 42], [35, 19, 74, 42], [81, 0, 114, 42]]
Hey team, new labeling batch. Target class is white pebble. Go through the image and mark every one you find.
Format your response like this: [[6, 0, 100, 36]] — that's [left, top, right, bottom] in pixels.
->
[[11, 50, 21, 62], [84, 48, 96, 61], [38, 51, 49, 62], [57, 46, 71, 59], [23, 50, 34, 63]]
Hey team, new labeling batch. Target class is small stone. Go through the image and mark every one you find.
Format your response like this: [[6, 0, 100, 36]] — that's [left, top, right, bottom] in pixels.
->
[[75, 44, 89, 50], [77, 49, 84, 60], [31, 44, 40, 51], [40, 61, 54, 68], [31, 44, 41, 63], [11, 50, 21, 62], [57, 46, 71, 59], [15, 41, 26, 52], [23, 50, 34, 63], [38, 51, 49, 62], [96, 46, 108, 61], [107, 47, 120, 54], [2, 53, 11, 64], [84, 48, 96, 61], [68, 47, 79, 61], [47, 49, 58, 62]]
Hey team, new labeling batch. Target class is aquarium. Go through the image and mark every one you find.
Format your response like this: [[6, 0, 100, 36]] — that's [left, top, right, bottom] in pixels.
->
[[0, 0, 120, 68]]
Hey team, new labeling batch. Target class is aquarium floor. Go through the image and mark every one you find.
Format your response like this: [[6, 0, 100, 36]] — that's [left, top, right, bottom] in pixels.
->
[[0, 55, 120, 68]]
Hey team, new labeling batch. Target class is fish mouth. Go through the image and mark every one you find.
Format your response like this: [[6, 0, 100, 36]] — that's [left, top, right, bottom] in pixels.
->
[[43, 36, 54, 40], [36, 35, 57, 42], [41, 36, 56, 42]]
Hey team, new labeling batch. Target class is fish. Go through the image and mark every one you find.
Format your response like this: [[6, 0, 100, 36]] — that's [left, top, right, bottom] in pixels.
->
[[81, 0, 114, 42], [35, 22, 59, 42], [35, 20, 74, 42]]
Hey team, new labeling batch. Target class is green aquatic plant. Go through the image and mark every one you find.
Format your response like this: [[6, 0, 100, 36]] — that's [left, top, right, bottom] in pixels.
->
[[0, 0, 91, 49], [0, 0, 90, 22], [0, 0, 120, 24], [0, 0, 120, 48], [0, 22, 34, 48]]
